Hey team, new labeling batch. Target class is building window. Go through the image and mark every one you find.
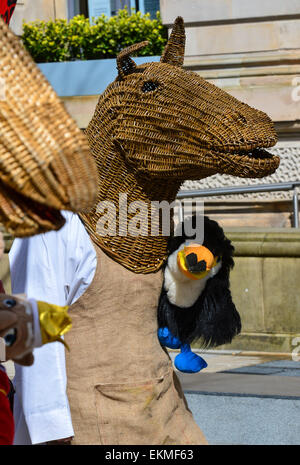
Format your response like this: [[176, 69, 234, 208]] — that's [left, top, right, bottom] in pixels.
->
[[111, 1, 132, 16], [68, 0, 88, 18], [68, 0, 160, 20], [139, 0, 160, 19]]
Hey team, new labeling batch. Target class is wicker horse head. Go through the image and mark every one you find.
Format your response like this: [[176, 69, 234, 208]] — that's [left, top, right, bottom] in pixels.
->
[[82, 17, 280, 273]]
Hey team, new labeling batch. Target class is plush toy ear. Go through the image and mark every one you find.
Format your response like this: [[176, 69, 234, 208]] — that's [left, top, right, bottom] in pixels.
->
[[117, 41, 149, 79], [196, 276, 241, 347]]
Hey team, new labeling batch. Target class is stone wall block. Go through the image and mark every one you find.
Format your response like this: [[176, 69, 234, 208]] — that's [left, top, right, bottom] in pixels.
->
[[230, 257, 265, 332], [262, 257, 300, 332]]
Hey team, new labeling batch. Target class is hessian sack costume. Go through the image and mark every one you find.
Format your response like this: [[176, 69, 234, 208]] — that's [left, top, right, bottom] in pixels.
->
[[64, 17, 279, 444]]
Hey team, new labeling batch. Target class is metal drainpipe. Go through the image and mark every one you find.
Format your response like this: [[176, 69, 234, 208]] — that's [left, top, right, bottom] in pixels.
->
[[293, 188, 299, 228]]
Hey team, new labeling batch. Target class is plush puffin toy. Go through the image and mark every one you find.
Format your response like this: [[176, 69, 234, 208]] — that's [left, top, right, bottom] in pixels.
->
[[158, 215, 242, 373]]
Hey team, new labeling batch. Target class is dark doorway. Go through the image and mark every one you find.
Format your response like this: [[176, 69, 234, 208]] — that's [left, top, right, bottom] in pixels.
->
[[79, 0, 89, 17]]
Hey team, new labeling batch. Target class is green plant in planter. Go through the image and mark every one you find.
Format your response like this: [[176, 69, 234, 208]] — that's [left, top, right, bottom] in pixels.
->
[[22, 8, 168, 63]]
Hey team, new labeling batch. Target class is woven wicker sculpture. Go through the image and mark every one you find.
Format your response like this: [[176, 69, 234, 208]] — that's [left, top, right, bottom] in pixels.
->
[[0, 17, 98, 237], [82, 16, 280, 273]]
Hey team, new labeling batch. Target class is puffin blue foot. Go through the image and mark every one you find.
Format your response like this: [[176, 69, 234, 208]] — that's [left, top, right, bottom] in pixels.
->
[[158, 327, 181, 349], [174, 345, 208, 373]]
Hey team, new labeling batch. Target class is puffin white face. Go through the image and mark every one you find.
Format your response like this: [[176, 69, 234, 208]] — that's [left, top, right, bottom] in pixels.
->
[[164, 240, 222, 308]]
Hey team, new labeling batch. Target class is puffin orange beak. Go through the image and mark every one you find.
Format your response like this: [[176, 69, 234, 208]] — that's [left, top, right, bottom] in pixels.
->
[[177, 244, 217, 280]]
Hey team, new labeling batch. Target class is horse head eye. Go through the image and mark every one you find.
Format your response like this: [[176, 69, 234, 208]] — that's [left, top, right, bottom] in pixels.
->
[[3, 298, 17, 308], [142, 81, 159, 93]]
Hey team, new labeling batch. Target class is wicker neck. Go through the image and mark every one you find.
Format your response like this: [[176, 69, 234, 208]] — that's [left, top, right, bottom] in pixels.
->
[[81, 142, 181, 273]]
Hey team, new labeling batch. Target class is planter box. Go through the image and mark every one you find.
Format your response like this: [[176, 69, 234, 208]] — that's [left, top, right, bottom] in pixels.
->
[[38, 55, 161, 97], [38, 56, 160, 128]]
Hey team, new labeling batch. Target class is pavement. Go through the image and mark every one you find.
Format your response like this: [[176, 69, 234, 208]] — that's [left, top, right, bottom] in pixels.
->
[[169, 349, 300, 445], [3, 349, 300, 445]]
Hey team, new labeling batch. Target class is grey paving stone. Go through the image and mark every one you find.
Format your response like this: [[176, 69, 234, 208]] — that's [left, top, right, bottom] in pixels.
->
[[186, 393, 300, 445], [178, 372, 300, 397], [221, 366, 285, 375], [221, 359, 300, 376], [255, 360, 300, 369]]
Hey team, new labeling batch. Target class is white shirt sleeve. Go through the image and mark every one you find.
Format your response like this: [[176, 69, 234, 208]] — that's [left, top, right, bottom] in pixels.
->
[[64, 213, 98, 305], [9, 211, 97, 444]]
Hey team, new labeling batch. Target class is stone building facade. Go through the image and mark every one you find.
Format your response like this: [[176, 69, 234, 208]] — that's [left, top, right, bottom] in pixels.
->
[[9, 0, 300, 227], [10, 0, 160, 35], [160, 0, 300, 227]]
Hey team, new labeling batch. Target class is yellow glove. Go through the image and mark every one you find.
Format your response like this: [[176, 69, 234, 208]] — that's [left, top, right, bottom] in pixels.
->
[[37, 301, 71, 348], [0, 295, 72, 366]]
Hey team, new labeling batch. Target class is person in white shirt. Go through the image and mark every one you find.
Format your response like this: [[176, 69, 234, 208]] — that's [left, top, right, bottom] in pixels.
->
[[9, 211, 97, 445]]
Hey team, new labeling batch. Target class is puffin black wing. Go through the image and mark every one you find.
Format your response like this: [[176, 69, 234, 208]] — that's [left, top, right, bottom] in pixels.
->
[[157, 275, 241, 348]]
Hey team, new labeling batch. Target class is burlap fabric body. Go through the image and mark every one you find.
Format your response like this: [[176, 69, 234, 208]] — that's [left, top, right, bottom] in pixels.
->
[[66, 16, 280, 445], [65, 245, 207, 445]]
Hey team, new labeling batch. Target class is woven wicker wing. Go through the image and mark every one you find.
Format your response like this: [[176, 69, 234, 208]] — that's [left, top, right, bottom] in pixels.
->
[[0, 181, 65, 237], [0, 18, 98, 236]]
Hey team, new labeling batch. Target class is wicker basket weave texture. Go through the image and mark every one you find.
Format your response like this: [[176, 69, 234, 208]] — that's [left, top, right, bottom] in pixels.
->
[[0, 17, 98, 236], [82, 17, 279, 273]]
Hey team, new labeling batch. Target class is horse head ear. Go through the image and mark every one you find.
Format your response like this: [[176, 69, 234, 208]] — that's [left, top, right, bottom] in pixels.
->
[[117, 41, 149, 79], [160, 16, 186, 67]]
